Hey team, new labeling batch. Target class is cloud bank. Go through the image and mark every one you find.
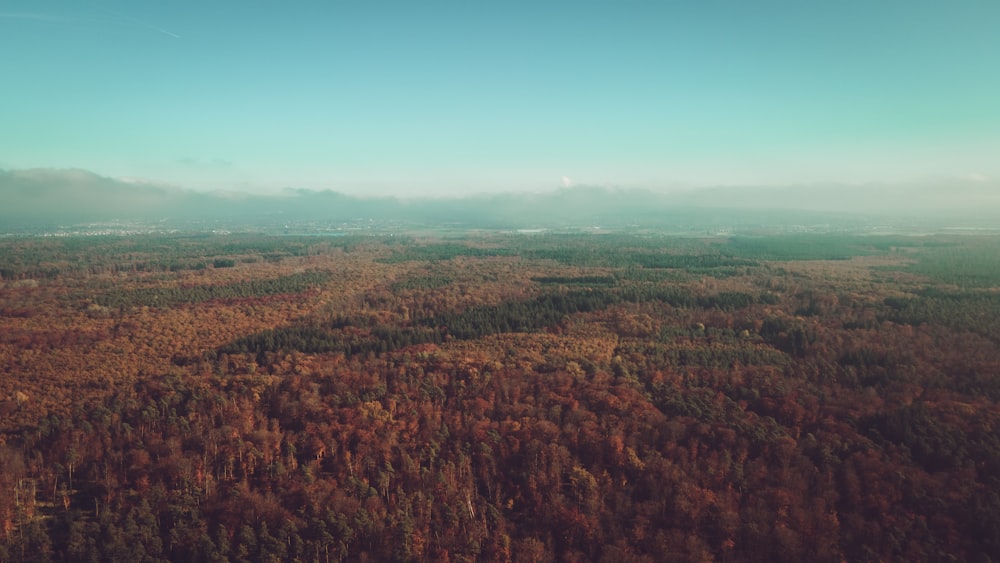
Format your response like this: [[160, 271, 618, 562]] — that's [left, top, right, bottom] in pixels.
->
[[2, 167, 998, 230]]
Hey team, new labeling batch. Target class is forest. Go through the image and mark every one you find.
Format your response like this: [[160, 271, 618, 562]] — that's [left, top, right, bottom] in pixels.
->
[[1, 231, 999, 562]]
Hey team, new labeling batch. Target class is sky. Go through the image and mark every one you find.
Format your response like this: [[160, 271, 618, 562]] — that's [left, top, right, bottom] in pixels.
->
[[2, 0, 999, 197]]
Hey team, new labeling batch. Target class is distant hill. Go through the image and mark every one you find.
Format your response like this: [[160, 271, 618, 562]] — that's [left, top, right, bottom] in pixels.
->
[[2, 167, 998, 230]]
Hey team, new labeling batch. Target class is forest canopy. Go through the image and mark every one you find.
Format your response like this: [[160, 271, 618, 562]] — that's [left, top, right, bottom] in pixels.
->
[[1, 232, 999, 562]]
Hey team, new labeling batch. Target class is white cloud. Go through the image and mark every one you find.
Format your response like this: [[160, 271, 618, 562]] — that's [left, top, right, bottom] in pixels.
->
[[960, 172, 990, 183]]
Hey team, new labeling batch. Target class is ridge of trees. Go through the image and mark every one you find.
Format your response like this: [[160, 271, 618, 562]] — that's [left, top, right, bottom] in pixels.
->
[[220, 287, 770, 360], [93, 272, 330, 309]]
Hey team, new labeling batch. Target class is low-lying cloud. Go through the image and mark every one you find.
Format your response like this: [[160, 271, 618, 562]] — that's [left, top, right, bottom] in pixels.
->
[[2, 167, 998, 230]]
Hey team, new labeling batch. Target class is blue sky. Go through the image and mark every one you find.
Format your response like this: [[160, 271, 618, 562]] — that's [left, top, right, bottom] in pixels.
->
[[2, 0, 998, 197]]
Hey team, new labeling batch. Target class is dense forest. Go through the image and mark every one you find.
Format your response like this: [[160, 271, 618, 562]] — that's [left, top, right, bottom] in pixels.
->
[[1, 232, 999, 561]]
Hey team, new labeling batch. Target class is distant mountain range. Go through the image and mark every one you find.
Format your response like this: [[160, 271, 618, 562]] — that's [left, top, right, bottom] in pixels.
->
[[2, 168, 998, 230]]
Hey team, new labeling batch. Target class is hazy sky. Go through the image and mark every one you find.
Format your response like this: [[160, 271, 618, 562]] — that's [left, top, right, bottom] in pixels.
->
[[2, 0, 998, 197]]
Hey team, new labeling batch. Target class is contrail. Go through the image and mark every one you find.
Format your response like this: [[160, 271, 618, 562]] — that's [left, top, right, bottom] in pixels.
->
[[101, 6, 181, 39], [2, 8, 181, 39], [0, 12, 72, 22]]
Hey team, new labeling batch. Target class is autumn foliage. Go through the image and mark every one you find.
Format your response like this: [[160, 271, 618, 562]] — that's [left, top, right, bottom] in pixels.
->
[[1, 233, 999, 561]]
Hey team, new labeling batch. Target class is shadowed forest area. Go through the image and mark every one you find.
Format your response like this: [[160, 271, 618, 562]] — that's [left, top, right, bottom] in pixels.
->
[[1, 232, 999, 562]]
